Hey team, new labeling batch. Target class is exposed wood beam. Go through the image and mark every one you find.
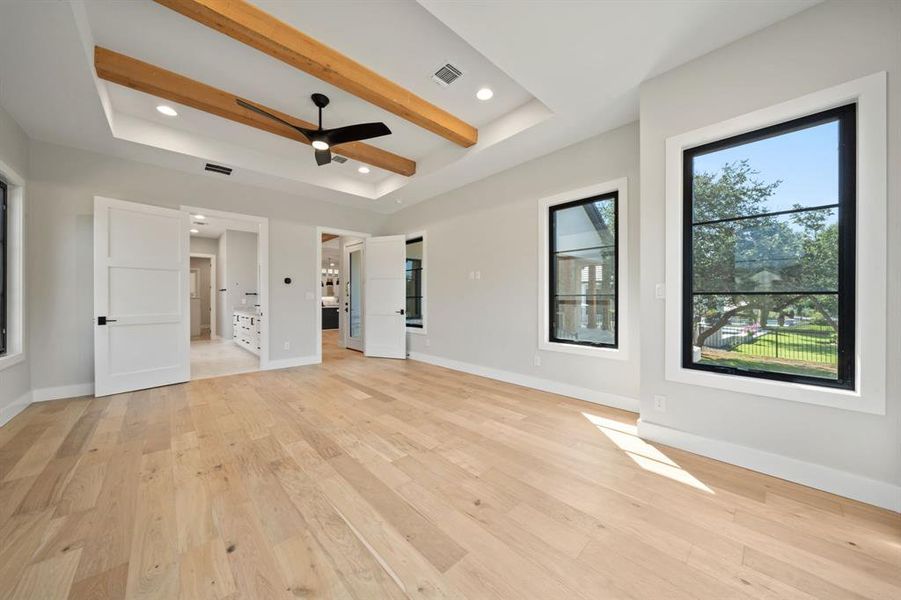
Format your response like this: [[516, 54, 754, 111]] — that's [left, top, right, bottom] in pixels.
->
[[94, 46, 416, 177], [154, 0, 479, 148], [321, 233, 338, 243]]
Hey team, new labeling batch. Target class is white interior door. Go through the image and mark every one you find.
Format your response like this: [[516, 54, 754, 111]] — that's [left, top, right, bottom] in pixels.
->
[[363, 235, 406, 359], [94, 196, 190, 396]]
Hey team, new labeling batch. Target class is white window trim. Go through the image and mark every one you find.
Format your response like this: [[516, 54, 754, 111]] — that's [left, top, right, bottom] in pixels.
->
[[538, 178, 629, 360], [405, 231, 427, 335], [664, 72, 887, 415], [0, 159, 25, 372]]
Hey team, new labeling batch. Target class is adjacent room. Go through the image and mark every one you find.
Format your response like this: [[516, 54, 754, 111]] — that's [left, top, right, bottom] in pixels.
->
[[0, 1, 898, 599], [187, 210, 265, 380]]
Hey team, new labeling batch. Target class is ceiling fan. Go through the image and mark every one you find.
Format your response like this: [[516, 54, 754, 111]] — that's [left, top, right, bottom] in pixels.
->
[[236, 93, 391, 167]]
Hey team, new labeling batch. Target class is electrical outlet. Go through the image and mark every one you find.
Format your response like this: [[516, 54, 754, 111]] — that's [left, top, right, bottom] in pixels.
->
[[241, 298, 247, 305], [654, 395, 667, 412], [283, 341, 290, 350], [534, 355, 541, 367]]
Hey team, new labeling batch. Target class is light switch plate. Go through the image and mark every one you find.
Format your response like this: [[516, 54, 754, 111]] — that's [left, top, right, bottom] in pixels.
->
[[655, 283, 666, 299]]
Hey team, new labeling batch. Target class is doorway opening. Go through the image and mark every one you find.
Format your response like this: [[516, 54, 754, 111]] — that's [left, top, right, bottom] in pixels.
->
[[185, 206, 269, 380], [318, 229, 366, 363], [316, 228, 409, 363]]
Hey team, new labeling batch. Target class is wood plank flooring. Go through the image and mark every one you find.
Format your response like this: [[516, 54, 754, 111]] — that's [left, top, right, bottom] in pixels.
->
[[0, 331, 898, 599]]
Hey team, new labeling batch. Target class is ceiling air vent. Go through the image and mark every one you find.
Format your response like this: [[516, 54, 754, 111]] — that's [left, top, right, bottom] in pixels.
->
[[204, 162, 232, 176], [431, 63, 463, 87], [332, 155, 348, 164]]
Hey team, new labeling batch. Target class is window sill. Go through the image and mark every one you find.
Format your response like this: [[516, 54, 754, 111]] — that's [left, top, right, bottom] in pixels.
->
[[539, 340, 628, 361], [665, 364, 883, 415], [406, 326, 427, 336], [0, 351, 25, 372]]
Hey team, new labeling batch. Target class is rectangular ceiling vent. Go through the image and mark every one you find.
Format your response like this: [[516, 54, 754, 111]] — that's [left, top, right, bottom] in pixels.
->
[[332, 155, 348, 164], [431, 63, 463, 87], [204, 162, 232, 176]]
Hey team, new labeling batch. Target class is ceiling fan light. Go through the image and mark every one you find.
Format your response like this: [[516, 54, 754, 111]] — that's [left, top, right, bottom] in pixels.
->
[[311, 140, 329, 151]]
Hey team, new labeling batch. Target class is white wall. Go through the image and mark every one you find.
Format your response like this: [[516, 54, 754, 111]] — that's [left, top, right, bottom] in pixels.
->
[[224, 229, 258, 316], [26, 140, 386, 392], [190, 236, 219, 255], [387, 122, 640, 408], [0, 104, 30, 424], [638, 0, 900, 500]]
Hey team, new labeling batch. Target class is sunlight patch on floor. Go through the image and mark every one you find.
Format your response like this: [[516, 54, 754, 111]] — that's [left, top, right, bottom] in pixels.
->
[[582, 412, 713, 494]]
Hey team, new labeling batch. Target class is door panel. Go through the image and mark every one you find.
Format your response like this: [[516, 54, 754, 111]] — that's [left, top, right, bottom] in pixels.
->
[[94, 196, 190, 396], [363, 235, 406, 359]]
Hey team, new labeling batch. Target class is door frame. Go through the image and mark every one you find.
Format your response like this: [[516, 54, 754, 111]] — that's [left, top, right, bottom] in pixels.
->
[[182, 206, 270, 369], [315, 226, 369, 362], [189, 253, 217, 338]]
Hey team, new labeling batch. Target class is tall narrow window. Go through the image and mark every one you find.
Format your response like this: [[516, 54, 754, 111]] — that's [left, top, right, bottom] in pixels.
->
[[0, 180, 7, 356], [549, 192, 618, 348], [683, 104, 855, 389], [405, 237, 423, 328]]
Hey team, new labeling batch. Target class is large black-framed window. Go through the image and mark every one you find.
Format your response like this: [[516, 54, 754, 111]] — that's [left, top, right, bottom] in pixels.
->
[[0, 180, 7, 356], [682, 104, 856, 389], [549, 192, 618, 348], [405, 237, 423, 328]]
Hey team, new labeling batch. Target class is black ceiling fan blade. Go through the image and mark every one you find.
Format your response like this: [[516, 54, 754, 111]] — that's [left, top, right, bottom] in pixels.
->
[[322, 122, 391, 146], [235, 99, 317, 140], [314, 149, 332, 166]]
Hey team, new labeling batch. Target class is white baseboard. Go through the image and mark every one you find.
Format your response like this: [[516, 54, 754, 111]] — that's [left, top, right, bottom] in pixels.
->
[[0, 391, 32, 427], [638, 420, 901, 513], [408, 351, 639, 413], [31, 383, 94, 403], [263, 355, 320, 371]]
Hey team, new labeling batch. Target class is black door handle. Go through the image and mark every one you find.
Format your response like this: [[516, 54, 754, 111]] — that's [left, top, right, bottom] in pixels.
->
[[97, 316, 118, 325], [396, 309, 405, 315]]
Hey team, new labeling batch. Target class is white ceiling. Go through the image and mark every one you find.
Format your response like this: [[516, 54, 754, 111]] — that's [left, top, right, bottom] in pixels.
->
[[0, 0, 818, 214]]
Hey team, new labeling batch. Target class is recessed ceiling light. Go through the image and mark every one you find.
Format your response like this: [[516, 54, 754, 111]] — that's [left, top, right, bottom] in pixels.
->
[[358, 166, 370, 174], [156, 105, 178, 117], [476, 88, 494, 101], [189, 228, 199, 234], [194, 214, 206, 220], [311, 140, 329, 151]]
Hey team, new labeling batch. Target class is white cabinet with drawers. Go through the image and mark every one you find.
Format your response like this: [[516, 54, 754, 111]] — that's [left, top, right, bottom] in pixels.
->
[[233, 310, 261, 356]]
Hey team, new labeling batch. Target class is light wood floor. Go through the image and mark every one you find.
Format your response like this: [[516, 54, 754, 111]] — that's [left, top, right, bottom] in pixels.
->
[[0, 331, 898, 599]]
